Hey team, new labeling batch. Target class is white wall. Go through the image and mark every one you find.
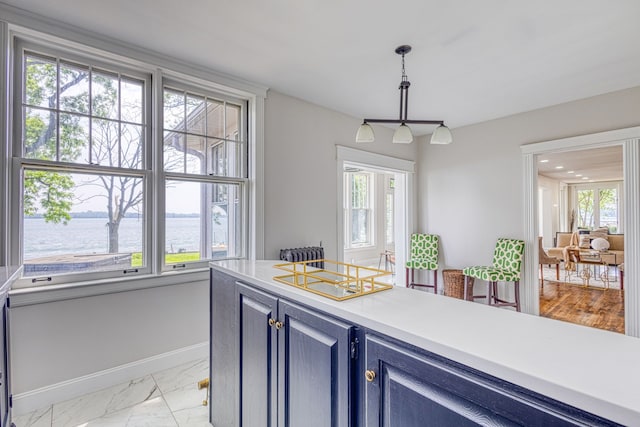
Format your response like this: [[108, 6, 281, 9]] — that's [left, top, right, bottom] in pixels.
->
[[263, 90, 417, 260], [10, 280, 209, 395], [418, 86, 640, 271]]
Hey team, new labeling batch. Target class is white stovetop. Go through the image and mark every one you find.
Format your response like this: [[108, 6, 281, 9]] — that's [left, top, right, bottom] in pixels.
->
[[211, 260, 640, 425]]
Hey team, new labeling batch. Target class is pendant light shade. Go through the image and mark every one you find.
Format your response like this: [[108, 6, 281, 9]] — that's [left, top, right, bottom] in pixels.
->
[[355, 122, 375, 143], [356, 45, 453, 145], [392, 123, 413, 144], [430, 124, 453, 145]]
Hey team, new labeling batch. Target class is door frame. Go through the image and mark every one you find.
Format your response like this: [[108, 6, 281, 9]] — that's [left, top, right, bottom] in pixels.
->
[[521, 126, 640, 336], [336, 145, 415, 285]]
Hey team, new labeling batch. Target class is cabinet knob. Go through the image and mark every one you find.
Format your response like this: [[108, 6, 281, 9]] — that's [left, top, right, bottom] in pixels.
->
[[275, 321, 284, 330], [268, 318, 276, 326], [365, 370, 376, 382]]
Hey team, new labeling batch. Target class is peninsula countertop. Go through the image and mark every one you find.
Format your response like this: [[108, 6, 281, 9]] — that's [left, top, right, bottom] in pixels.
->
[[211, 259, 640, 426]]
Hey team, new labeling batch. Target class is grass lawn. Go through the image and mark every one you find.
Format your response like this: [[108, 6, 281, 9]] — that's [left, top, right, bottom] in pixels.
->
[[131, 252, 201, 267]]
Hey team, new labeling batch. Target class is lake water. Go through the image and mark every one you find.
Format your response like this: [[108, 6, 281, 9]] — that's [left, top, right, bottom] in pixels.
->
[[24, 217, 227, 259]]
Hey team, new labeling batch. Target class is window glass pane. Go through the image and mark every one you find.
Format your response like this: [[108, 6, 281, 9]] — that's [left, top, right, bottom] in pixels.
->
[[385, 193, 394, 245], [92, 71, 119, 120], [577, 189, 595, 229], [24, 54, 57, 109], [599, 188, 618, 233], [59, 112, 89, 163], [121, 78, 143, 124], [351, 209, 369, 245], [91, 118, 119, 167], [165, 180, 243, 265], [185, 135, 206, 174], [225, 103, 241, 140], [186, 94, 206, 135], [23, 107, 57, 160], [163, 131, 185, 172], [206, 99, 224, 138], [23, 169, 145, 278], [121, 123, 143, 169], [59, 62, 89, 114], [163, 89, 184, 130]]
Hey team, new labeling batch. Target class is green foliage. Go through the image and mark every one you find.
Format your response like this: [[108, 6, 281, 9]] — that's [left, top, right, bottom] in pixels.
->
[[24, 171, 74, 224]]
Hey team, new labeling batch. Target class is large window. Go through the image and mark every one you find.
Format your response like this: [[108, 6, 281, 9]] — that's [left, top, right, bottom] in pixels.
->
[[162, 84, 246, 268], [574, 183, 620, 233], [344, 171, 373, 248], [12, 39, 249, 286]]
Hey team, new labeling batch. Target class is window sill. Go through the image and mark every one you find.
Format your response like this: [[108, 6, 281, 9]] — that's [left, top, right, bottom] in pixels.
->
[[8, 268, 210, 308]]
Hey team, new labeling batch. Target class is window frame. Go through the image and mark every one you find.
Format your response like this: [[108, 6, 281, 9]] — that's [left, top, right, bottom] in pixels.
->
[[344, 170, 375, 249], [8, 34, 253, 289], [571, 181, 622, 233]]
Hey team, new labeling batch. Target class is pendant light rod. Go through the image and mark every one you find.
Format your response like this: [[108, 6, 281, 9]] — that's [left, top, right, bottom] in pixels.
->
[[362, 119, 444, 125], [355, 44, 453, 144]]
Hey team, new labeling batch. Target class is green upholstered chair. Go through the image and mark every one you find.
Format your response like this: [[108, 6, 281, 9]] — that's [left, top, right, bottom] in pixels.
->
[[463, 238, 525, 311], [405, 234, 439, 293]]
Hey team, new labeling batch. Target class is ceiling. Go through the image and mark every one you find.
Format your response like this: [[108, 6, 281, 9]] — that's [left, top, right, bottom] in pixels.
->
[[2, 0, 640, 135], [537, 146, 623, 184]]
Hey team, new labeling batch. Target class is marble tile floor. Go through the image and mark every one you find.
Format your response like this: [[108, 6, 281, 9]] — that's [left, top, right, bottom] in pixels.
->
[[13, 358, 211, 427]]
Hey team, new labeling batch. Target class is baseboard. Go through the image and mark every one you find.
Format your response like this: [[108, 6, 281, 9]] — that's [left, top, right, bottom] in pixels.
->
[[11, 341, 208, 416]]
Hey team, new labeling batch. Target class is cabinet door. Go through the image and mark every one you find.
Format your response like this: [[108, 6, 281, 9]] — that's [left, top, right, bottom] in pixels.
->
[[278, 301, 353, 427], [0, 293, 7, 427], [238, 283, 279, 427], [364, 334, 616, 427]]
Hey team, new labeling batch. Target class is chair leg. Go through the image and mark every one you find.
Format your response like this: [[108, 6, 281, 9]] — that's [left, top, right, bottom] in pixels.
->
[[486, 281, 493, 306], [514, 280, 520, 312], [405, 267, 410, 288], [433, 270, 438, 294], [555, 264, 560, 280], [464, 276, 469, 301], [539, 264, 544, 288]]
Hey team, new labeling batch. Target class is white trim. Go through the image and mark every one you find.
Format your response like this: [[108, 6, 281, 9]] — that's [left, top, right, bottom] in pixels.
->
[[0, 21, 7, 265], [9, 269, 208, 307], [521, 152, 538, 314], [250, 95, 266, 260], [336, 146, 415, 284], [11, 341, 209, 416], [623, 139, 640, 336], [521, 126, 640, 336], [336, 145, 415, 173]]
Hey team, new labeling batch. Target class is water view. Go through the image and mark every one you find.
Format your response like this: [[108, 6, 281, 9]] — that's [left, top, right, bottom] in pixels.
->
[[24, 216, 228, 259]]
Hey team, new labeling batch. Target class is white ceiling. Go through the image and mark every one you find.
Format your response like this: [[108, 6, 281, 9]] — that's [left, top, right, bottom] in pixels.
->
[[3, 0, 640, 134], [537, 146, 623, 183]]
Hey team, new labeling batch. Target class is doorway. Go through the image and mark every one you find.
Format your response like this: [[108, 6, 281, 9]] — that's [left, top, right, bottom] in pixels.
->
[[521, 126, 640, 337], [336, 146, 415, 286], [536, 147, 624, 333]]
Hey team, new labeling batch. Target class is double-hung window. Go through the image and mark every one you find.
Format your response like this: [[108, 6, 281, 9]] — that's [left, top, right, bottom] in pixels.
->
[[14, 41, 151, 283], [344, 170, 373, 248], [11, 37, 250, 287], [162, 82, 246, 269]]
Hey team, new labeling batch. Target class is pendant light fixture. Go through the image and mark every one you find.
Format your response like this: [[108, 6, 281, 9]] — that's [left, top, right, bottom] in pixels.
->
[[355, 45, 452, 145]]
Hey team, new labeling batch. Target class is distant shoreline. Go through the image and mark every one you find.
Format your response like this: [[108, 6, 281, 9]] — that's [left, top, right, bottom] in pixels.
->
[[24, 212, 201, 219]]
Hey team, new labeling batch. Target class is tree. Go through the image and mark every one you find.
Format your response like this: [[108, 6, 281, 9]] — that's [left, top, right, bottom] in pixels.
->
[[23, 56, 145, 253]]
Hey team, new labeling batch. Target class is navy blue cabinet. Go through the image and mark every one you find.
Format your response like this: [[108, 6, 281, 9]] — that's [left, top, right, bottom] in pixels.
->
[[211, 270, 355, 427], [277, 300, 353, 427], [363, 334, 619, 427], [0, 289, 9, 427], [211, 268, 619, 427]]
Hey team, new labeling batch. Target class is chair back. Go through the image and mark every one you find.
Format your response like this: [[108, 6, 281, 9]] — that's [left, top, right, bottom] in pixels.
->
[[491, 238, 525, 273], [409, 234, 439, 263], [538, 236, 559, 264]]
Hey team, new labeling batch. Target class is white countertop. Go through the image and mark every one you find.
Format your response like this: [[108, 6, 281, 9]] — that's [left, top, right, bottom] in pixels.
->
[[211, 259, 640, 426]]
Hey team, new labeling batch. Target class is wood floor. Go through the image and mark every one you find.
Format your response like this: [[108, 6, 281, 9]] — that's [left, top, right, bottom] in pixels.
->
[[539, 280, 624, 334]]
